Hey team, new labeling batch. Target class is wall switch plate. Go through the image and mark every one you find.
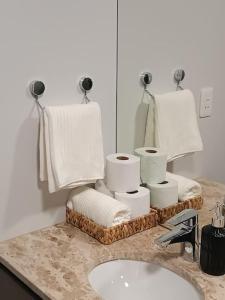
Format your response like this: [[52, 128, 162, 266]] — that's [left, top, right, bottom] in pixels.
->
[[200, 87, 214, 118]]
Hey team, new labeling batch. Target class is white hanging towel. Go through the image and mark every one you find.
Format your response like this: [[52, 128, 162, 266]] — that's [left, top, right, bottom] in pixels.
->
[[166, 172, 202, 201], [39, 102, 104, 193], [144, 90, 203, 161], [67, 186, 131, 227]]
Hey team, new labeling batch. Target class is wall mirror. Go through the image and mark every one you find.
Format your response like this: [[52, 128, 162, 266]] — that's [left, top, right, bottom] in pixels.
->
[[116, 0, 225, 179]]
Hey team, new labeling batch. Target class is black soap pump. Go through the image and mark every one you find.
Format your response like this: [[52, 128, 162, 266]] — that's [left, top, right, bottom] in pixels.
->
[[200, 202, 225, 276]]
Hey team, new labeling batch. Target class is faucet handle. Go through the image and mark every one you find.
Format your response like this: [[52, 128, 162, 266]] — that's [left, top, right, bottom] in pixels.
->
[[166, 209, 197, 227]]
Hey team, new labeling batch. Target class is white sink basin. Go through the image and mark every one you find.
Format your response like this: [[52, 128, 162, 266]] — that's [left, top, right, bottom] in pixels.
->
[[88, 260, 203, 300]]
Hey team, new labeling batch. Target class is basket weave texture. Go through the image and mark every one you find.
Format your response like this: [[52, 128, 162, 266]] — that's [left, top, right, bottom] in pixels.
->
[[66, 207, 158, 245], [66, 196, 203, 244], [153, 196, 204, 224]]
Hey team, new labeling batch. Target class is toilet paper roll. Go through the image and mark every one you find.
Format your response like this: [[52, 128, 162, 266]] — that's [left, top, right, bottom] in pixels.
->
[[147, 179, 178, 209], [134, 147, 167, 184], [106, 153, 140, 192], [115, 186, 150, 219]]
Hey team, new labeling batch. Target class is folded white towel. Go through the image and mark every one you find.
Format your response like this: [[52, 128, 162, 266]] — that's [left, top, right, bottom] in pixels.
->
[[68, 186, 131, 227], [40, 102, 104, 193], [95, 179, 115, 198], [144, 90, 203, 162], [166, 172, 202, 201]]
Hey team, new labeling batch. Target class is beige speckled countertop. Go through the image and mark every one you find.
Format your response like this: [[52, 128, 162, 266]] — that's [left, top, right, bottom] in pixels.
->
[[0, 179, 225, 300]]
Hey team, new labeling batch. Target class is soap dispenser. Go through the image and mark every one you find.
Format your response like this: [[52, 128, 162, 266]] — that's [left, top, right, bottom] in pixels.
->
[[222, 196, 225, 224], [200, 202, 225, 276]]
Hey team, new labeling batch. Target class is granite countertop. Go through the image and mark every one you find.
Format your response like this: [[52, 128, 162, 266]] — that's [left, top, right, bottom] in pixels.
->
[[0, 179, 225, 300]]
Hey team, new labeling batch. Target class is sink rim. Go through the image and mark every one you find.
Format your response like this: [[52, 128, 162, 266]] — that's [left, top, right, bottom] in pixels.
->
[[88, 258, 204, 299]]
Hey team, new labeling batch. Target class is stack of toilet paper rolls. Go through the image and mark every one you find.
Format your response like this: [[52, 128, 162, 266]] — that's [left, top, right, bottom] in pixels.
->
[[134, 147, 178, 209], [104, 153, 150, 219]]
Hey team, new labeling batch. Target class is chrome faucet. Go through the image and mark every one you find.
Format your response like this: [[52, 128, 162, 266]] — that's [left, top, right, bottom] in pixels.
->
[[155, 209, 199, 261]]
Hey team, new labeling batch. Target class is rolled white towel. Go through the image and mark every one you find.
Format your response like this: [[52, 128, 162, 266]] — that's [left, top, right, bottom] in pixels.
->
[[95, 179, 115, 198], [67, 186, 131, 227], [166, 172, 202, 201]]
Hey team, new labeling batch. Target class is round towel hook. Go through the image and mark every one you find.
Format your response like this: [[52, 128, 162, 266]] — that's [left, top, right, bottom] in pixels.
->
[[79, 76, 93, 93], [140, 72, 155, 100], [29, 80, 45, 110], [140, 72, 152, 87], [30, 80, 45, 98], [174, 69, 185, 90]]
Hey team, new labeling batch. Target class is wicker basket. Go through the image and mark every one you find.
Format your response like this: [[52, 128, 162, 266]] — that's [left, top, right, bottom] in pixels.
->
[[66, 196, 203, 243], [152, 196, 203, 224], [66, 207, 158, 245]]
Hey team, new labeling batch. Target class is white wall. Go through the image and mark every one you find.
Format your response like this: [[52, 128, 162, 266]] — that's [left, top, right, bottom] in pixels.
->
[[0, 0, 117, 241], [117, 0, 225, 183]]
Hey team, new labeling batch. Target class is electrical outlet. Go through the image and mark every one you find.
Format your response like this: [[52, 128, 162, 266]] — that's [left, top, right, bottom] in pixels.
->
[[200, 87, 213, 118]]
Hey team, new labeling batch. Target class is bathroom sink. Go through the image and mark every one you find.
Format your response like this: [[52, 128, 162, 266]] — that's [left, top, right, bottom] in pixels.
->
[[88, 260, 203, 300]]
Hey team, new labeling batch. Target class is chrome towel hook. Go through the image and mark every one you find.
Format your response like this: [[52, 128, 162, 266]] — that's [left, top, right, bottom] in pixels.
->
[[140, 72, 152, 87], [174, 69, 185, 90], [140, 72, 154, 99], [30, 80, 45, 111], [79, 76, 93, 103]]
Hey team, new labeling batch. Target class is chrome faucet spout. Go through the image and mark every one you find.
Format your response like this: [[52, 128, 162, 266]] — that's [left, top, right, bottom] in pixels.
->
[[155, 224, 192, 246], [155, 209, 199, 261], [166, 209, 197, 226]]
